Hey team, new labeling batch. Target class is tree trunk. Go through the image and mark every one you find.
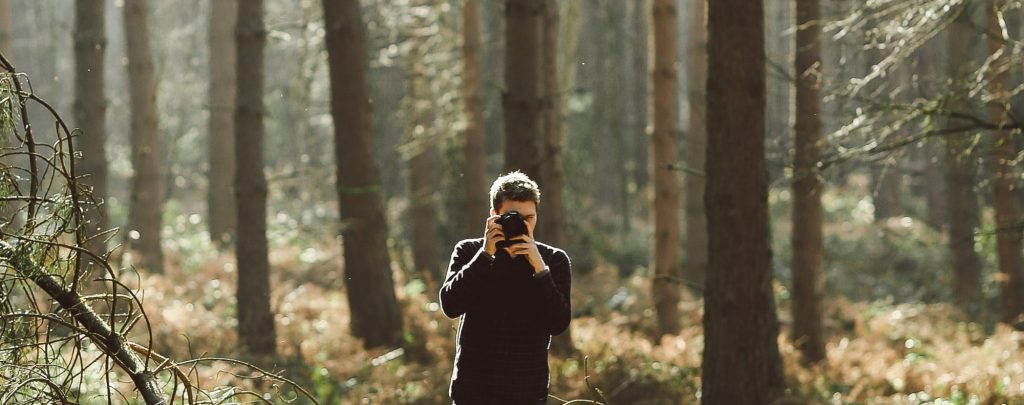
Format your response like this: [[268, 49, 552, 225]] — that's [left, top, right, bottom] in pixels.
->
[[871, 163, 902, 222], [629, 0, 649, 192], [0, 0, 8, 56], [649, 0, 681, 338], [322, 0, 403, 349], [987, 0, 1024, 324], [542, 0, 575, 357], [945, 4, 983, 311], [703, 0, 786, 400], [503, 0, 545, 180], [123, 0, 164, 274], [462, 0, 488, 235], [791, 0, 825, 364], [405, 5, 441, 293], [683, 0, 707, 294], [208, 0, 237, 247], [234, 0, 275, 355], [74, 0, 109, 274]]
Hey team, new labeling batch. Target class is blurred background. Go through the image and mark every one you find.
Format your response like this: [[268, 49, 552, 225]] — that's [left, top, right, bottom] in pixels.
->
[[1, 0, 1023, 403]]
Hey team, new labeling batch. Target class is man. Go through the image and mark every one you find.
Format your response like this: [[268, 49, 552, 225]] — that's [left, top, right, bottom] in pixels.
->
[[439, 171, 572, 404]]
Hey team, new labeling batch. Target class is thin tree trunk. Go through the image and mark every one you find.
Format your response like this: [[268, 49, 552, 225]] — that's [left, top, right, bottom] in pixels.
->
[[462, 0, 487, 234], [123, 0, 164, 274], [542, 0, 574, 357], [208, 0, 237, 247], [74, 0, 109, 274], [703, 0, 786, 400], [945, 4, 983, 311], [683, 0, 707, 294], [0, 0, 8, 57], [650, 0, 681, 338], [322, 0, 403, 349], [406, 6, 441, 293], [234, 0, 275, 355], [629, 0, 649, 192], [987, 0, 1024, 324], [503, 0, 545, 180], [871, 163, 902, 222], [791, 0, 825, 364]]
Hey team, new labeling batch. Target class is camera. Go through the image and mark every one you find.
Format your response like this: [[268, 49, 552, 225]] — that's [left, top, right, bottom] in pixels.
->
[[495, 210, 528, 249]]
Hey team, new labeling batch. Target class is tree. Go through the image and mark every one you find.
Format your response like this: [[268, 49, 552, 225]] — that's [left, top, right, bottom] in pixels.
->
[[123, 0, 164, 273], [703, 0, 786, 400], [944, 4, 982, 310], [0, 0, 8, 55], [74, 0, 109, 273], [405, 0, 441, 292], [684, 0, 707, 294], [322, 0, 403, 349], [650, 0, 681, 338], [462, 0, 487, 236], [542, 0, 575, 356], [503, 0, 545, 179], [234, 0, 275, 355], [208, 0, 237, 247], [791, 0, 826, 364], [986, 0, 1024, 324]]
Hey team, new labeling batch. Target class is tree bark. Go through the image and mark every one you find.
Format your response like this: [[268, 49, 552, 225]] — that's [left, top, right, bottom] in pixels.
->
[[541, 0, 575, 357], [683, 0, 707, 294], [208, 0, 237, 247], [322, 0, 403, 349], [945, 4, 983, 311], [234, 0, 276, 355], [0, 0, 8, 56], [503, 0, 545, 180], [987, 0, 1024, 324], [74, 0, 109, 274], [703, 0, 786, 400], [650, 0, 681, 338], [791, 0, 825, 364], [405, 4, 441, 293], [462, 0, 488, 235], [123, 0, 164, 274]]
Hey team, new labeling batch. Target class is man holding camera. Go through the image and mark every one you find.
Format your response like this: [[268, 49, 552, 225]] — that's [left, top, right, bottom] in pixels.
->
[[439, 171, 572, 405]]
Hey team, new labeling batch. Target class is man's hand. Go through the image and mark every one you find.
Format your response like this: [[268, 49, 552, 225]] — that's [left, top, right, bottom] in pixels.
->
[[483, 215, 503, 257], [504, 235, 545, 274]]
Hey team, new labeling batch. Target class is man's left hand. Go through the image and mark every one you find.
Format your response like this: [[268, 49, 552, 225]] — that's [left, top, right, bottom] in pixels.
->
[[504, 235, 545, 274]]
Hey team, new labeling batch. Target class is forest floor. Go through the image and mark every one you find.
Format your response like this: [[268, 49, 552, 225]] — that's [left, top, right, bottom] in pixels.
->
[[103, 218, 1024, 405]]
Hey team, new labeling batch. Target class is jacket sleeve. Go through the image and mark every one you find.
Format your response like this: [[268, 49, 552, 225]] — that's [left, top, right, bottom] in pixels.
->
[[535, 249, 571, 335], [438, 240, 493, 319]]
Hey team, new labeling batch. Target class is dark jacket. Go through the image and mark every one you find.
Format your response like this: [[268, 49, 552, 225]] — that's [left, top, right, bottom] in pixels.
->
[[439, 238, 572, 404]]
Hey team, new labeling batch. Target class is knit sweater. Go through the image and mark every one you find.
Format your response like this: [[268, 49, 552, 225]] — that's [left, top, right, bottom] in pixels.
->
[[439, 238, 572, 404]]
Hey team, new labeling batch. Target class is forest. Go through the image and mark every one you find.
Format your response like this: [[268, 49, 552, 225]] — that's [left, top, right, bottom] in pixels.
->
[[1, 0, 1023, 404]]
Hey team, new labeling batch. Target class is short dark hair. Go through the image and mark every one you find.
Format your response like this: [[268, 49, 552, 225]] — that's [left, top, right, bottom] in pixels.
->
[[489, 171, 541, 211]]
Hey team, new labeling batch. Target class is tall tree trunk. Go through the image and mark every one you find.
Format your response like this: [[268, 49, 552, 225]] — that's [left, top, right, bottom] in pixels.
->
[[987, 0, 1024, 324], [945, 4, 983, 311], [405, 5, 441, 293], [629, 0, 649, 192], [74, 0, 109, 274], [650, 0, 681, 337], [683, 0, 707, 294], [123, 0, 164, 274], [322, 0, 403, 349], [703, 0, 786, 400], [542, 0, 575, 357], [0, 0, 8, 57], [234, 0, 275, 355], [208, 0, 237, 247], [462, 0, 487, 235], [791, 0, 825, 364], [503, 0, 545, 180]]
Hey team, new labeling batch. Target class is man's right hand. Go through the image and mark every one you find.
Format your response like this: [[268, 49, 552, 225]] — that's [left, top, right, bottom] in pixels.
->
[[483, 215, 504, 257]]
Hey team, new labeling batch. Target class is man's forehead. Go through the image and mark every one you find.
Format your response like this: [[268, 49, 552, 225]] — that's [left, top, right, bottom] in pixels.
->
[[498, 200, 537, 214]]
